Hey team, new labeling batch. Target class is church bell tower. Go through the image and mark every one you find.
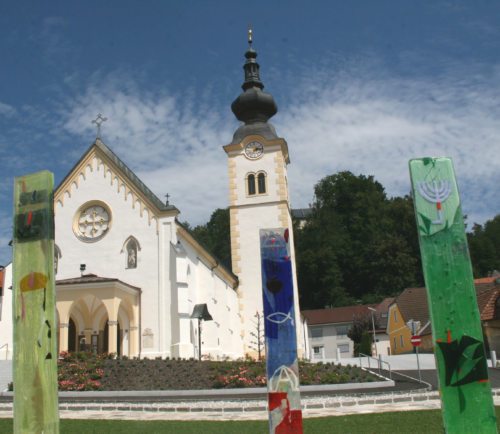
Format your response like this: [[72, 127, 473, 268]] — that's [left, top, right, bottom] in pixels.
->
[[224, 31, 304, 357]]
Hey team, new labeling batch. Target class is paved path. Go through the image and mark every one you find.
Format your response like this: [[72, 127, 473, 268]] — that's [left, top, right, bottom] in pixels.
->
[[391, 368, 500, 390]]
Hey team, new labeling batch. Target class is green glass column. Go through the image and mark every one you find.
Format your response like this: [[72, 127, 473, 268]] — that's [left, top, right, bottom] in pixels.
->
[[409, 157, 496, 433], [13, 171, 59, 434]]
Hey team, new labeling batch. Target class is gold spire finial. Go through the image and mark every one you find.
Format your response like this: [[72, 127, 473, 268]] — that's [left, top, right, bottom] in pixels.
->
[[248, 26, 253, 47]]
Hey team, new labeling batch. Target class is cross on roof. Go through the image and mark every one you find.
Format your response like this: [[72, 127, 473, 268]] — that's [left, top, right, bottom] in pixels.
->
[[92, 113, 108, 139], [165, 193, 170, 206]]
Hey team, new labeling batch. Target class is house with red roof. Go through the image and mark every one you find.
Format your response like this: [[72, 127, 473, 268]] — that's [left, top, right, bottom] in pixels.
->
[[302, 298, 393, 360], [387, 276, 500, 355]]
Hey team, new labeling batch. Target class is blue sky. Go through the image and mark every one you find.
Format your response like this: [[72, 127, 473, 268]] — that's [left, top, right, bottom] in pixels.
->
[[1, 1, 500, 264]]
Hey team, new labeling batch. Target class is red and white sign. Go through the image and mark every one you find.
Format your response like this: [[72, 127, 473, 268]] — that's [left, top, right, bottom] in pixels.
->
[[410, 335, 422, 347]]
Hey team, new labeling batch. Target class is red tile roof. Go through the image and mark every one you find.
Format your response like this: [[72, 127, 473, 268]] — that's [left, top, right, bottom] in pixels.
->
[[302, 305, 375, 325], [302, 297, 395, 328], [474, 273, 500, 285], [477, 287, 500, 321], [392, 287, 431, 334], [374, 297, 395, 329], [391, 282, 500, 334], [475, 276, 498, 284]]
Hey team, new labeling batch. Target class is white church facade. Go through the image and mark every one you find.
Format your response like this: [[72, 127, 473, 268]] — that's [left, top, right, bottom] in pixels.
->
[[0, 40, 305, 361]]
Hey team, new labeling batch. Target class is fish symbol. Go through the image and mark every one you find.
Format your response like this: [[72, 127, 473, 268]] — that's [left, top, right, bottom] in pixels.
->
[[267, 312, 293, 324]]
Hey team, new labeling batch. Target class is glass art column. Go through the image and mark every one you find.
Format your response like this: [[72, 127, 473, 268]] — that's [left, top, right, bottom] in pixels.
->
[[260, 228, 303, 434], [409, 157, 496, 434], [13, 170, 59, 434]]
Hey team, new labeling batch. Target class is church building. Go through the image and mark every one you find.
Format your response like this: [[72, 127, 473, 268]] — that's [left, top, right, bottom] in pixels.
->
[[0, 38, 304, 360]]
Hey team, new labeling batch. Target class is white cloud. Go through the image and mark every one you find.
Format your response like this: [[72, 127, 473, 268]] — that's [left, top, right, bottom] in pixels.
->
[[58, 62, 500, 230], [1, 56, 500, 265], [0, 101, 16, 117], [60, 74, 236, 225], [277, 67, 500, 226]]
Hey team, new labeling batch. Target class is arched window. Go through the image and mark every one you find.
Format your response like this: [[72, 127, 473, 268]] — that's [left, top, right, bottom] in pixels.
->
[[121, 236, 141, 269], [257, 172, 266, 194], [247, 174, 256, 196]]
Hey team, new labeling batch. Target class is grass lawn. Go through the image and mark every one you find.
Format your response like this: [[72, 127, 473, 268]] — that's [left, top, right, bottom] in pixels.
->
[[0, 409, 459, 433]]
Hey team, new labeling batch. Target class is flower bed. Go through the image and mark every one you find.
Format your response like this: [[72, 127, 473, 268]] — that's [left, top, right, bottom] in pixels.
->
[[8, 353, 381, 391], [57, 351, 111, 391], [99, 356, 379, 391]]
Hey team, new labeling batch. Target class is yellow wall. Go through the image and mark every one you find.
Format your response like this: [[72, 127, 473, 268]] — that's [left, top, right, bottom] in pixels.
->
[[387, 304, 413, 354]]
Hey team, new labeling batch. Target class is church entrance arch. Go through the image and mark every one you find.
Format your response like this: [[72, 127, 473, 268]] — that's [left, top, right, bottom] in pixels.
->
[[56, 276, 141, 357]]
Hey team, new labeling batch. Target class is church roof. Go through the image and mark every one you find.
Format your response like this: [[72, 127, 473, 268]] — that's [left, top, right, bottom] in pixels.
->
[[291, 208, 312, 220], [55, 138, 178, 214]]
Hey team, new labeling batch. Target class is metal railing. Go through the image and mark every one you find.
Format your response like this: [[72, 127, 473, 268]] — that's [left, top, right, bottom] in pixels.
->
[[358, 353, 392, 379], [0, 343, 8, 360]]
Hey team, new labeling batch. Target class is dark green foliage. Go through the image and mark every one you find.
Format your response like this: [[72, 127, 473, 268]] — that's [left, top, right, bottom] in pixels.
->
[[347, 314, 371, 345], [188, 172, 500, 311], [296, 172, 423, 309], [348, 313, 378, 356], [468, 215, 500, 277], [191, 208, 232, 270], [359, 331, 373, 356]]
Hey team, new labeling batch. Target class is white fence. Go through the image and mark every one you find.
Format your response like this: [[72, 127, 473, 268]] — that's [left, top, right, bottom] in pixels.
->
[[310, 352, 499, 370]]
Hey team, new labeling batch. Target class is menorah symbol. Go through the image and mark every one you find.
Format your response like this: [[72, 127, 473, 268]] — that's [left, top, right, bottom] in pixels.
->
[[417, 179, 452, 224]]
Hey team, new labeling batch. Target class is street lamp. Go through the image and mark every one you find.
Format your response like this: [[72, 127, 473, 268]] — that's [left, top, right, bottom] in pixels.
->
[[367, 307, 377, 356], [190, 303, 213, 361]]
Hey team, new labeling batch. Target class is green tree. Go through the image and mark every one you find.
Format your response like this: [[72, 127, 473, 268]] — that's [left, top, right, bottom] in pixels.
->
[[295, 171, 423, 309], [191, 208, 232, 270], [347, 313, 378, 356], [187, 174, 499, 311], [468, 215, 500, 277]]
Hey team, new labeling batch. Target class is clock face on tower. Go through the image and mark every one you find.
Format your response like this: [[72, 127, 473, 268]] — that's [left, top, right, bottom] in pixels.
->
[[244, 141, 264, 159], [73, 201, 112, 242]]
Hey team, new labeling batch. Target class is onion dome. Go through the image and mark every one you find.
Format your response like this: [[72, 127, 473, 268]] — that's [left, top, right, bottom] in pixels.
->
[[230, 30, 279, 143]]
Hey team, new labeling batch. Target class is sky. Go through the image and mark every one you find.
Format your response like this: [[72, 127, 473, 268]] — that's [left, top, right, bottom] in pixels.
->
[[1, 0, 500, 264]]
